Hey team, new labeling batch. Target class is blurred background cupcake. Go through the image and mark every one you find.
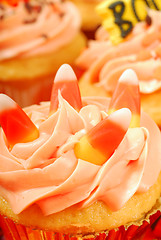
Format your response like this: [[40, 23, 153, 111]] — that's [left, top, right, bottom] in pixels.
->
[[0, 0, 86, 107], [76, 1, 161, 127]]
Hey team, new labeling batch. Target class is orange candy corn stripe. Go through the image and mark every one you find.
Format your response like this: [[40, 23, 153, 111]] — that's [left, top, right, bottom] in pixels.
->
[[74, 108, 131, 165], [108, 69, 140, 127], [50, 64, 82, 114], [0, 94, 39, 147]]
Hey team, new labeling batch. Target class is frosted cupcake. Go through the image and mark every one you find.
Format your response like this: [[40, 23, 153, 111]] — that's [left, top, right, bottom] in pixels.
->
[[0, 64, 161, 239], [0, 0, 86, 107], [76, 9, 161, 127]]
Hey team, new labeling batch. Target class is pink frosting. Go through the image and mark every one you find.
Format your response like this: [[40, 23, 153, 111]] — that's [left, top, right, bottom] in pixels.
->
[[76, 10, 161, 94], [0, 95, 160, 215], [0, 0, 81, 60]]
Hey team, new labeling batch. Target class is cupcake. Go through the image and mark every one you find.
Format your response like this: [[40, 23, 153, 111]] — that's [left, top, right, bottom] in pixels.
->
[[0, 64, 161, 240], [0, 0, 86, 107], [69, 0, 102, 34], [76, 9, 161, 127]]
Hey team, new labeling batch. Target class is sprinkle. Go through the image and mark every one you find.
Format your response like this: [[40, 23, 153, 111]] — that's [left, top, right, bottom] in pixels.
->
[[145, 15, 152, 26], [24, 2, 33, 14], [41, 33, 48, 39], [0, 14, 4, 20], [0, 3, 5, 9], [23, 18, 37, 24], [24, 2, 42, 14]]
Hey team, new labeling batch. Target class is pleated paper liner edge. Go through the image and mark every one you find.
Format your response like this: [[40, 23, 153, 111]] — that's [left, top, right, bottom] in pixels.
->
[[0, 198, 161, 240]]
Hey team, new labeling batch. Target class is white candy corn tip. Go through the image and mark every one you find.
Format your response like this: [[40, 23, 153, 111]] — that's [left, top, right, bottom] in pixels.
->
[[119, 69, 139, 85], [0, 94, 16, 112], [109, 108, 132, 131], [54, 64, 77, 83]]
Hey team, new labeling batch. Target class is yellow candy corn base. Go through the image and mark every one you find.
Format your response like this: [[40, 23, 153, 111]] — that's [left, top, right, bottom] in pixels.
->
[[0, 172, 161, 239], [70, 0, 102, 31], [0, 33, 86, 108], [79, 75, 161, 127]]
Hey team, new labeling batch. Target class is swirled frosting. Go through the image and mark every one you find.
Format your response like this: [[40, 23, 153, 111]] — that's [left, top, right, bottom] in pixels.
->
[[76, 10, 161, 94], [0, 94, 160, 216], [0, 0, 81, 61]]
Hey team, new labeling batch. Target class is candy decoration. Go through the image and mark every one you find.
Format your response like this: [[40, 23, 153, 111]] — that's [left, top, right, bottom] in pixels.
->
[[108, 69, 140, 127], [0, 94, 39, 147], [50, 64, 82, 114], [74, 108, 131, 165], [96, 0, 161, 44]]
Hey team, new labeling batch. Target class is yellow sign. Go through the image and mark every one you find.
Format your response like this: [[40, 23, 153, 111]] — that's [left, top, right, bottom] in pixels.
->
[[97, 0, 161, 44]]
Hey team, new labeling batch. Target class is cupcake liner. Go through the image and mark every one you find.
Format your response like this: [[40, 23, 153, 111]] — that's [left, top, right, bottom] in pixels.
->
[[0, 75, 53, 108], [0, 210, 161, 240]]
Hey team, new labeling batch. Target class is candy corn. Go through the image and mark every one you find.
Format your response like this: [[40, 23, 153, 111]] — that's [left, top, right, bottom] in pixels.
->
[[108, 69, 140, 127], [74, 108, 131, 165], [50, 64, 82, 114], [0, 94, 39, 147]]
